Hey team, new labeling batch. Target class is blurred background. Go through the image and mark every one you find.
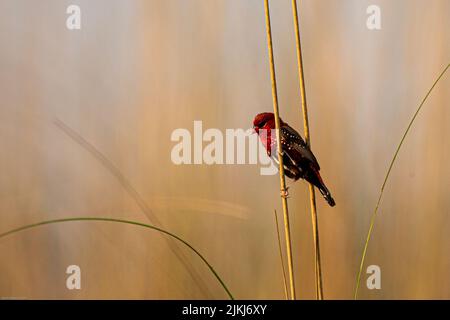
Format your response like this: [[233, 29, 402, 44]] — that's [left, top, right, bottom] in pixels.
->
[[0, 0, 449, 299]]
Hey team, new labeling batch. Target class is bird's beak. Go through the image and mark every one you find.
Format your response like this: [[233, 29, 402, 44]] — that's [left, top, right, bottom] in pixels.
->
[[252, 126, 257, 134]]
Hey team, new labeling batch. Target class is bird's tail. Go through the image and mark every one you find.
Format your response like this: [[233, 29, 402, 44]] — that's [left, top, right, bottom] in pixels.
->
[[308, 164, 336, 207], [318, 185, 336, 207]]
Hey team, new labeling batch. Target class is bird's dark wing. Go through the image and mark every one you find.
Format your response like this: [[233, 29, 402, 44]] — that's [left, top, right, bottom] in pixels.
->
[[280, 123, 320, 170]]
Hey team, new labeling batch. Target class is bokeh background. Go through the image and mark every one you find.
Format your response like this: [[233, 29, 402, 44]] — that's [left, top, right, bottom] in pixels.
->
[[0, 0, 449, 299]]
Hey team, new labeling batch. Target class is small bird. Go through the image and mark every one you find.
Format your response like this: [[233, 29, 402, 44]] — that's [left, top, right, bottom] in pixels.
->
[[253, 112, 335, 207]]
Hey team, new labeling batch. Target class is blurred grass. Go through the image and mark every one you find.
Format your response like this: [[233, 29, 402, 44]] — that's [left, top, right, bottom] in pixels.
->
[[354, 63, 450, 299], [54, 118, 213, 297], [0, 217, 234, 300]]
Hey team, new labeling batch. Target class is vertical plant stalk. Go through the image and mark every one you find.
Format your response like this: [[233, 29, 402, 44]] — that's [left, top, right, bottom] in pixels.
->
[[354, 63, 450, 299], [291, 0, 323, 299], [264, 0, 296, 300], [274, 210, 289, 299]]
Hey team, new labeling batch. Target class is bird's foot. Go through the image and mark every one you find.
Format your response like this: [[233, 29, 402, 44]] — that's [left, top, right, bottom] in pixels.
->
[[280, 187, 290, 199]]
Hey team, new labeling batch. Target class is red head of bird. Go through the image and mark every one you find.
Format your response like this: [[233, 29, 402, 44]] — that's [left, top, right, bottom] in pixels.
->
[[253, 112, 278, 133]]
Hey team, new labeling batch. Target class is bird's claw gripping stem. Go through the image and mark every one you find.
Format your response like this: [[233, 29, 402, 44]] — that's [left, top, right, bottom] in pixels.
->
[[280, 187, 290, 199]]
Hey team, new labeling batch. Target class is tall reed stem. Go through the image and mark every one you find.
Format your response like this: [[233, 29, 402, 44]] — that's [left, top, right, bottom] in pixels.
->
[[264, 0, 296, 300], [291, 0, 323, 299]]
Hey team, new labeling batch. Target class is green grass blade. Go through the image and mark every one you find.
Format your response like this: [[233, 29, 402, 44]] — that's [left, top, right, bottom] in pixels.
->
[[53, 119, 214, 298], [354, 63, 450, 299], [0, 217, 234, 300]]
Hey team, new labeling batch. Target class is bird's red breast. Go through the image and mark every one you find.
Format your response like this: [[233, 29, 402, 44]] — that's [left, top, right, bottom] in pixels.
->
[[253, 112, 278, 156]]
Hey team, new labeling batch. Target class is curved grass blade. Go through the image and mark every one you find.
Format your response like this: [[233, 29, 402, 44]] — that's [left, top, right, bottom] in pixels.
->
[[0, 217, 234, 300], [354, 63, 450, 299], [54, 119, 213, 298]]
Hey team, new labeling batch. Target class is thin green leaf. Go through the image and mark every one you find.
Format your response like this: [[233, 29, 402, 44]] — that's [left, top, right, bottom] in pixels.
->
[[0, 217, 234, 300], [354, 63, 450, 299]]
